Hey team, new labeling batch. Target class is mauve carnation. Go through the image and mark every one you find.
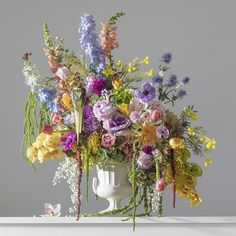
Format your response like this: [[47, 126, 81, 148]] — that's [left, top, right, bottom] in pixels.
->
[[93, 100, 117, 121], [137, 152, 152, 169], [103, 112, 130, 132], [129, 111, 140, 123], [155, 178, 167, 192]]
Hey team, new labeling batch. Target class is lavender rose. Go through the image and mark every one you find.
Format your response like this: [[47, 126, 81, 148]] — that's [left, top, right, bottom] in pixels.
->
[[93, 100, 117, 121], [103, 112, 131, 132]]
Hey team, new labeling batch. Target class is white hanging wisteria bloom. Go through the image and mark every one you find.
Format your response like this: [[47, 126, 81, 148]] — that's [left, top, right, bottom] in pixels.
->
[[53, 158, 80, 215]]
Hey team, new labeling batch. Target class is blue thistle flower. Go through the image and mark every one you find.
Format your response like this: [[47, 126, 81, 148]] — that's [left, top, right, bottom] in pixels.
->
[[181, 77, 190, 84], [161, 53, 172, 63], [166, 74, 178, 86], [152, 75, 163, 85], [79, 13, 105, 72], [177, 89, 187, 98]]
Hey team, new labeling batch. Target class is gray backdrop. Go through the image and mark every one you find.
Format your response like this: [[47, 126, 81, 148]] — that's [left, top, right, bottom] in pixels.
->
[[0, 0, 235, 216]]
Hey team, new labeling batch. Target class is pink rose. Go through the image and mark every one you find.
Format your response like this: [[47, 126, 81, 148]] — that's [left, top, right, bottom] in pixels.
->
[[155, 178, 167, 192], [101, 133, 116, 148], [151, 108, 163, 122], [50, 112, 62, 124]]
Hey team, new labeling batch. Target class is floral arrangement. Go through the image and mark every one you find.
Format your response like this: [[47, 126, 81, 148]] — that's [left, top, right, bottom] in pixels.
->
[[22, 12, 216, 228]]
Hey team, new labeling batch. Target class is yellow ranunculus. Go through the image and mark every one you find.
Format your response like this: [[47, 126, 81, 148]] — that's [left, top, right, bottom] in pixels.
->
[[61, 94, 73, 111], [112, 77, 123, 89], [169, 138, 185, 149], [27, 147, 38, 163]]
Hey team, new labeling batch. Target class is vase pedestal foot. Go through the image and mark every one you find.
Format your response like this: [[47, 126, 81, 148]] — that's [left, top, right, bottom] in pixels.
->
[[99, 199, 121, 213]]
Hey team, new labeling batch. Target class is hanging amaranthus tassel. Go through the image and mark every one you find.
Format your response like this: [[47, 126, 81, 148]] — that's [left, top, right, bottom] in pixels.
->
[[100, 22, 119, 56], [169, 148, 176, 208], [75, 147, 83, 220]]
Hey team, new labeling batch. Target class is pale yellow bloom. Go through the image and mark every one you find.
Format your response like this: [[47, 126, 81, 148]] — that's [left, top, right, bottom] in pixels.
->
[[112, 77, 123, 89], [169, 138, 185, 149], [61, 94, 73, 111], [27, 147, 38, 163], [118, 103, 130, 116]]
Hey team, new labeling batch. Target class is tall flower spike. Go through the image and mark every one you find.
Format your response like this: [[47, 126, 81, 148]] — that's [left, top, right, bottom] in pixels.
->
[[100, 22, 119, 56], [79, 14, 105, 73]]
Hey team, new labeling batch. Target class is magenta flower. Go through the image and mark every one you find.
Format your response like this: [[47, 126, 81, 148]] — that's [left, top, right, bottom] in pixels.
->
[[137, 152, 152, 169], [134, 83, 156, 103], [60, 131, 76, 152], [93, 78, 107, 95], [103, 112, 130, 132], [93, 100, 117, 121], [143, 145, 153, 155]]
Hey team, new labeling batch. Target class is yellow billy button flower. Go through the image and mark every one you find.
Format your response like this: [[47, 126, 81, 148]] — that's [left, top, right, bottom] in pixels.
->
[[145, 68, 154, 77], [116, 59, 123, 69], [169, 138, 185, 149], [204, 156, 213, 167], [112, 77, 123, 89], [142, 56, 149, 64], [183, 108, 198, 121], [187, 128, 196, 136], [102, 65, 114, 76], [118, 103, 130, 116], [204, 137, 216, 150]]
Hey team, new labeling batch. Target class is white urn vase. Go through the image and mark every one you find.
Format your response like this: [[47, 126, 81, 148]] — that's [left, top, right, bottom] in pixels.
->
[[92, 162, 132, 213]]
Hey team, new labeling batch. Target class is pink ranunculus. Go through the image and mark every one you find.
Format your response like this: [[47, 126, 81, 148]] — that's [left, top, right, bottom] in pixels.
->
[[151, 108, 163, 122], [50, 112, 62, 124], [155, 178, 167, 192], [101, 133, 116, 148], [129, 111, 140, 123], [129, 98, 145, 111]]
